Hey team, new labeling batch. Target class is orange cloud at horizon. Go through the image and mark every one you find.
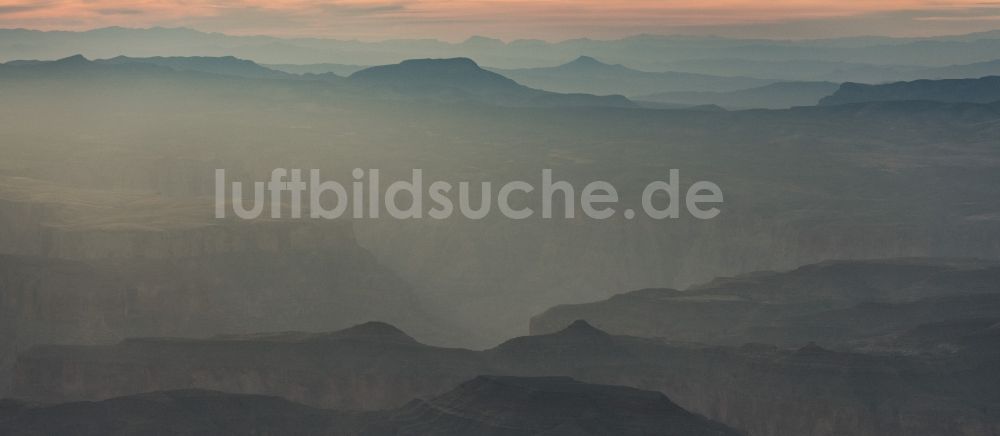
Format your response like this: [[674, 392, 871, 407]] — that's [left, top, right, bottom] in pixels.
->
[[0, 0, 998, 40]]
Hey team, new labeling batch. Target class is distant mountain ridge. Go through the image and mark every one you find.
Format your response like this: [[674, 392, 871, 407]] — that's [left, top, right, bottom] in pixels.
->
[[493, 55, 774, 97], [821, 76, 1000, 105], [349, 57, 636, 108], [0, 54, 294, 81], [99, 55, 294, 79], [530, 258, 1000, 348], [265, 62, 367, 76], [14, 310, 1000, 436], [919, 59, 1000, 79], [5, 26, 1000, 72], [0, 55, 633, 108], [0, 378, 739, 436], [637, 81, 840, 109]]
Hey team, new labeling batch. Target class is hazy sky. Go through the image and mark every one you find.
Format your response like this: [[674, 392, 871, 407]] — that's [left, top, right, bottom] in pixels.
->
[[2, 0, 1000, 40]]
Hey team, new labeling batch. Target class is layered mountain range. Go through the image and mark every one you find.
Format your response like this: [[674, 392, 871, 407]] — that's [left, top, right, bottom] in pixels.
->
[[0, 377, 739, 436], [6, 27, 1000, 75], [531, 258, 1000, 349], [1, 43, 1000, 436], [9, 258, 1000, 435], [0, 55, 633, 108], [3, 53, 1000, 345], [11, 309, 999, 436]]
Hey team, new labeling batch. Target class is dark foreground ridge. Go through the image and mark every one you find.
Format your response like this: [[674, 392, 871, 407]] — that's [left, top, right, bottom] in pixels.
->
[[820, 75, 1000, 105], [387, 375, 739, 436], [11, 306, 1000, 436], [0, 377, 739, 436]]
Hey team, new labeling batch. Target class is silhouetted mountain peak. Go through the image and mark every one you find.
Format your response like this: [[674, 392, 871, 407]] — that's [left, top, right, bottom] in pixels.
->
[[795, 341, 832, 355], [568, 55, 604, 66], [53, 54, 89, 65], [558, 55, 624, 71], [492, 319, 624, 358], [559, 319, 609, 337], [328, 321, 417, 343]]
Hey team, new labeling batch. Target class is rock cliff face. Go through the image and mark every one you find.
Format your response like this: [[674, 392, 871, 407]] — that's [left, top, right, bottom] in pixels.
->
[[349, 57, 636, 108], [12, 320, 1000, 436]]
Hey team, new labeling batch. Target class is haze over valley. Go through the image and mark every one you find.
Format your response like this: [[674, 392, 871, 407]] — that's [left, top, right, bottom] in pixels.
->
[[2, 16, 1000, 436]]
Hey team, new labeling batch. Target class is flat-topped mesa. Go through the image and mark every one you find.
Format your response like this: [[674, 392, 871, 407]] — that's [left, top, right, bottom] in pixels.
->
[[348, 57, 636, 108], [349, 57, 519, 90], [391, 57, 481, 71]]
